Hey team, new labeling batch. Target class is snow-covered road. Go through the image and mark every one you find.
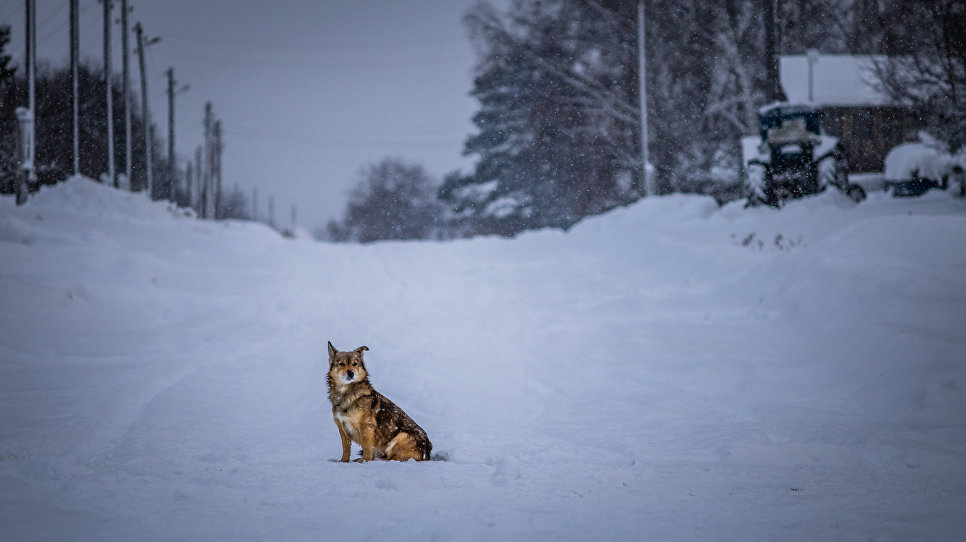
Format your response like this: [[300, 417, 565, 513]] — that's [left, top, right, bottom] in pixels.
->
[[2, 178, 965, 540]]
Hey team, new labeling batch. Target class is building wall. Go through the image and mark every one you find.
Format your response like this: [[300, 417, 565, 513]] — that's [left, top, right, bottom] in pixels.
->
[[821, 106, 922, 173]]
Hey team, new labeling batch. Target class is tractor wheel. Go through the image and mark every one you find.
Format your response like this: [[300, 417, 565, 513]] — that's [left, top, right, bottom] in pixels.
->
[[817, 150, 849, 192], [765, 186, 792, 208], [845, 183, 867, 203]]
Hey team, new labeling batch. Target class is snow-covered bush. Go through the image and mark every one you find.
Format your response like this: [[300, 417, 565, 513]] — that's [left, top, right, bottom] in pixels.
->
[[884, 134, 962, 184]]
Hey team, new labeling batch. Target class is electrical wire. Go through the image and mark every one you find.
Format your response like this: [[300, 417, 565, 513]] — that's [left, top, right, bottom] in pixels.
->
[[216, 103, 467, 131], [164, 32, 468, 52], [35, 0, 68, 36], [38, 13, 71, 48], [0, 1, 22, 24], [162, 47, 470, 71]]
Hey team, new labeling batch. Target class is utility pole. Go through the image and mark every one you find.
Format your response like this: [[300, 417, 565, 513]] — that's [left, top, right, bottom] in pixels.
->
[[15, 107, 32, 205], [268, 195, 275, 230], [121, 0, 131, 188], [70, 0, 79, 176], [165, 67, 188, 202], [806, 48, 820, 102], [637, 0, 652, 197], [194, 146, 202, 213], [135, 23, 160, 198], [252, 187, 258, 221], [135, 22, 150, 195], [166, 67, 175, 200], [103, 0, 115, 186], [213, 119, 222, 219], [185, 159, 193, 208], [203, 102, 214, 219], [25, 0, 37, 190]]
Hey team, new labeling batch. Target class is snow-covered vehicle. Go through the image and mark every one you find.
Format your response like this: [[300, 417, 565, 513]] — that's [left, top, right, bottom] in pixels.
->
[[883, 137, 966, 197], [742, 103, 866, 207]]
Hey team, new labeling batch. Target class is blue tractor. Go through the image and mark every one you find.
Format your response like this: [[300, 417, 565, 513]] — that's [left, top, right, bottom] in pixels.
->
[[742, 103, 866, 207]]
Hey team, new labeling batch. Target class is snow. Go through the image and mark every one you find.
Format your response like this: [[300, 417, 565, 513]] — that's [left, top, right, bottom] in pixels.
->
[[484, 195, 523, 219], [2, 177, 966, 540], [741, 134, 766, 163], [884, 141, 957, 182], [780, 55, 886, 106]]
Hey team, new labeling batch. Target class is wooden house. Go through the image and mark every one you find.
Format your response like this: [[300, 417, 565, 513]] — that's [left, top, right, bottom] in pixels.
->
[[779, 55, 922, 173]]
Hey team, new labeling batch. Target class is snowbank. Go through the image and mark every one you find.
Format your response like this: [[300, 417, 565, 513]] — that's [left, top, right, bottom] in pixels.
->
[[1, 179, 965, 540], [884, 141, 956, 181]]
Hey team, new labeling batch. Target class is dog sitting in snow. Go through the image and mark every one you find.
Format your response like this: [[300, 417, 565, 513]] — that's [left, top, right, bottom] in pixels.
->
[[326, 342, 432, 462]]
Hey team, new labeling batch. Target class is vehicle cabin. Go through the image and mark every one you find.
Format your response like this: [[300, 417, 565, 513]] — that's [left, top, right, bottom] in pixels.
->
[[779, 54, 922, 174]]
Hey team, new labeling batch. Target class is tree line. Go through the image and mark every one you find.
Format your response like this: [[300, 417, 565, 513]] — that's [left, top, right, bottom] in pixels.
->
[[4, 0, 960, 244], [0, 25, 166, 197], [324, 0, 963, 243], [0, 24, 251, 220]]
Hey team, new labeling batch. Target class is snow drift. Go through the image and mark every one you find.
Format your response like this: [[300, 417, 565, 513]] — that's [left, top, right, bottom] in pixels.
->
[[1, 177, 965, 541]]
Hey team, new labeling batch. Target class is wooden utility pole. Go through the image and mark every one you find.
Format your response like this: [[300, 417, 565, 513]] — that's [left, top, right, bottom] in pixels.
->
[[164, 69, 189, 202], [70, 0, 79, 176], [268, 195, 275, 229], [15, 107, 32, 205], [252, 187, 258, 221], [213, 119, 222, 219], [203, 102, 214, 219], [25, 0, 36, 189], [637, 0, 652, 197], [185, 159, 193, 208], [166, 67, 176, 201], [103, 0, 115, 186], [195, 145, 203, 214], [135, 22, 149, 195], [134, 23, 158, 198], [121, 0, 131, 187]]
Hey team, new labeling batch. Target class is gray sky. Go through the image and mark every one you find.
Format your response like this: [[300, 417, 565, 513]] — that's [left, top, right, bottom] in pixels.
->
[[3, 0, 483, 229]]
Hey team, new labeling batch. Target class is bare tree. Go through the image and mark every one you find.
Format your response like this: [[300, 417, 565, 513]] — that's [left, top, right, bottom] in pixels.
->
[[327, 157, 441, 243], [870, 0, 966, 149]]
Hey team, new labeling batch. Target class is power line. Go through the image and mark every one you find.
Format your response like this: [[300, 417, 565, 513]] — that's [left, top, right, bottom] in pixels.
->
[[216, 104, 468, 131], [0, 1, 21, 23], [164, 32, 468, 51], [162, 47, 470, 71], [35, 0, 68, 35], [228, 111, 462, 138], [38, 11, 70, 48], [74, 0, 104, 53], [227, 126, 464, 148]]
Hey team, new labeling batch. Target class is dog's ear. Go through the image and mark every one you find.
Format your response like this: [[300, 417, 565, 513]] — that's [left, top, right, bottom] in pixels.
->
[[327, 341, 337, 360], [353, 346, 369, 356]]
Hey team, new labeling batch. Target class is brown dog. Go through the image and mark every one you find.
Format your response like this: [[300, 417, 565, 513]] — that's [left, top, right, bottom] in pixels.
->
[[326, 342, 432, 462]]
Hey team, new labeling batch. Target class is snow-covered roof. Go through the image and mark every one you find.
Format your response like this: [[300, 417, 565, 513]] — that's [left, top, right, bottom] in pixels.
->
[[780, 54, 887, 106]]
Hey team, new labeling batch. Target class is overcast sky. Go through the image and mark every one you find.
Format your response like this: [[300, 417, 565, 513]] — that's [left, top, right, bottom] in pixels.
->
[[3, 0, 485, 229]]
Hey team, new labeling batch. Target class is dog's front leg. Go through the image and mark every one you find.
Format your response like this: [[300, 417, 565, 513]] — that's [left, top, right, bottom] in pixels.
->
[[357, 423, 376, 462], [336, 421, 352, 462]]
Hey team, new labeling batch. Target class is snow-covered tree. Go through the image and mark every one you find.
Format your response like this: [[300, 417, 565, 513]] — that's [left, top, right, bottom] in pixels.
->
[[445, 0, 644, 236], [328, 157, 442, 243], [450, 0, 802, 231]]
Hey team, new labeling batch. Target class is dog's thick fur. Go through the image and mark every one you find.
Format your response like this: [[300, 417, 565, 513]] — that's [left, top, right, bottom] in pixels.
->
[[326, 342, 432, 462]]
